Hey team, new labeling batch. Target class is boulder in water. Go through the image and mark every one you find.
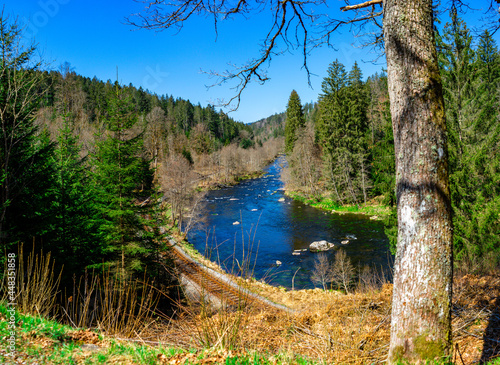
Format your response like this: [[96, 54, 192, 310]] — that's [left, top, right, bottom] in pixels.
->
[[309, 240, 335, 252]]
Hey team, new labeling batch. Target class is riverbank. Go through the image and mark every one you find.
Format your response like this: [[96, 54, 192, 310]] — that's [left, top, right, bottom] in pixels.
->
[[195, 169, 267, 191], [285, 190, 392, 220]]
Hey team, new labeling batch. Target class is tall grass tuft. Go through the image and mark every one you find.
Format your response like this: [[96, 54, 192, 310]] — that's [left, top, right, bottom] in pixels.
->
[[61, 269, 162, 337], [1, 243, 62, 318], [1, 243, 166, 339], [178, 298, 250, 351]]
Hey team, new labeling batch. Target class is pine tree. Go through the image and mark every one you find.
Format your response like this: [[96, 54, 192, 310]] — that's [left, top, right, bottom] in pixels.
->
[[316, 60, 348, 203], [346, 62, 370, 204], [370, 80, 395, 207], [439, 12, 500, 270], [91, 85, 153, 278], [284, 90, 306, 153], [46, 113, 105, 277], [0, 15, 55, 249], [316, 60, 369, 204]]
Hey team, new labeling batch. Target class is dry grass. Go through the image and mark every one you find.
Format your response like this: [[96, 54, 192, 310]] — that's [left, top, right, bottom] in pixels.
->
[[451, 272, 500, 364], [150, 283, 393, 364], [4, 244, 500, 364], [142, 271, 500, 365], [0, 243, 62, 318], [60, 269, 163, 338]]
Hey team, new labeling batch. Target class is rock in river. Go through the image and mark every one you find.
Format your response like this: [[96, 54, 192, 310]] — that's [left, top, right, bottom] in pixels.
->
[[309, 240, 335, 252]]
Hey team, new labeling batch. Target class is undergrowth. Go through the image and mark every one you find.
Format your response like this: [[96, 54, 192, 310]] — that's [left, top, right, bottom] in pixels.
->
[[0, 302, 316, 364]]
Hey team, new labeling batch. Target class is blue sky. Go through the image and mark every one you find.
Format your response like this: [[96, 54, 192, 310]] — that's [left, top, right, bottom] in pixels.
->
[[2, 1, 498, 123]]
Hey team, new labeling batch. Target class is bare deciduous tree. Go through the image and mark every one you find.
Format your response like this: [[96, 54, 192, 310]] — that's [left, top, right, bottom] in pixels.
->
[[330, 249, 355, 294], [286, 122, 321, 196], [144, 106, 168, 169], [311, 253, 332, 290], [159, 153, 197, 231]]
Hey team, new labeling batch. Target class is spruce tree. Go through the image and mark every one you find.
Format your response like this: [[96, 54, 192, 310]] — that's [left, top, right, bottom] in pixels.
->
[[346, 62, 370, 204], [284, 90, 306, 153], [316, 60, 348, 203], [316, 60, 369, 204], [46, 113, 105, 278], [0, 15, 55, 249], [91, 85, 153, 278], [439, 12, 500, 270]]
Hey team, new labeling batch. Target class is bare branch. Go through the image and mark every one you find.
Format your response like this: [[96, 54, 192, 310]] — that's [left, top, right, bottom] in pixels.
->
[[340, 0, 382, 12], [126, 0, 383, 110]]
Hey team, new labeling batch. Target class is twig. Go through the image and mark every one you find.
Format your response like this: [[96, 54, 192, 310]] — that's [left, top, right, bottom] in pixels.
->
[[293, 325, 351, 349], [455, 343, 466, 365]]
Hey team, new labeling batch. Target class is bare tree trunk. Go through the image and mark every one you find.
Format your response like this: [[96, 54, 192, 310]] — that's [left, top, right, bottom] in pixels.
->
[[384, 0, 453, 363], [360, 157, 367, 205], [328, 153, 343, 204]]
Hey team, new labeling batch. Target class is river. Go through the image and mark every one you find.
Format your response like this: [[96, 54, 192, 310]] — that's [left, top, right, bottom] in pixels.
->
[[186, 156, 393, 289]]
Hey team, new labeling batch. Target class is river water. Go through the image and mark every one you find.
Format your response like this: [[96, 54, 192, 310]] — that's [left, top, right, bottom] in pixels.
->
[[187, 156, 393, 289]]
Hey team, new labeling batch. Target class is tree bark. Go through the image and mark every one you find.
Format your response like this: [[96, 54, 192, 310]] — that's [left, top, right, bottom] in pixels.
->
[[384, 0, 453, 363]]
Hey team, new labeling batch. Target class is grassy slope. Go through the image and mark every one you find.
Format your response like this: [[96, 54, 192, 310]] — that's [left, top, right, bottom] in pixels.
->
[[0, 303, 316, 365]]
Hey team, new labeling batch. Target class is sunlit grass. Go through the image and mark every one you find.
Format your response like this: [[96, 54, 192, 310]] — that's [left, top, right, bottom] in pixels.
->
[[286, 191, 391, 218]]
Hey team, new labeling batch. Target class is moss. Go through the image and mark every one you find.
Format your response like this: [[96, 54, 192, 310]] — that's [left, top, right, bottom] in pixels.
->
[[414, 334, 446, 361], [390, 345, 406, 363]]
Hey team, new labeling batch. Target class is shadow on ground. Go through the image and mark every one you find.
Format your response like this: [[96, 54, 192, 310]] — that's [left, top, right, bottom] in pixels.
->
[[480, 297, 500, 363]]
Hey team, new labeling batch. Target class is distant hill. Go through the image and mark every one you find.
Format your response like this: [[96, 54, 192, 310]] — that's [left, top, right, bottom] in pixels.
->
[[249, 112, 286, 142], [249, 102, 316, 143]]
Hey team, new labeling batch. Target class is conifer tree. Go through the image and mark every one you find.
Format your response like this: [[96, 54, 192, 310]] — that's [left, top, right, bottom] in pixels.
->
[[371, 86, 395, 207], [439, 12, 500, 270], [316, 60, 348, 203], [0, 15, 54, 249], [346, 62, 370, 204], [284, 90, 306, 153], [91, 85, 153, 278], [47, 113, 104, 277], [316, 60, 369, 204]]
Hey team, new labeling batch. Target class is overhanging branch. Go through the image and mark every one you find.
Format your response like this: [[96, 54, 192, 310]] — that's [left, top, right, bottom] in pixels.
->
[[127, 0, 384, 111], [341, 0, 383, 12]]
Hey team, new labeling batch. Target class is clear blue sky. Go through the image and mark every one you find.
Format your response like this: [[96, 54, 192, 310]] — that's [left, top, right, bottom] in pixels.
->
[[2, 1, 498, 123]]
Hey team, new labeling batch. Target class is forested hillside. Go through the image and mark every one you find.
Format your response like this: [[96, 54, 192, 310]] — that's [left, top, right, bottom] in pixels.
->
[[0, 16, 281, 285], [282, 14, 500, 273]]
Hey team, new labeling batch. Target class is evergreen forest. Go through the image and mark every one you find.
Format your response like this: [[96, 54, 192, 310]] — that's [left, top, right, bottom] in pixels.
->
[[281, 14, 500, 273]]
